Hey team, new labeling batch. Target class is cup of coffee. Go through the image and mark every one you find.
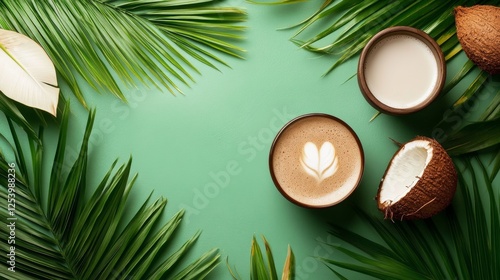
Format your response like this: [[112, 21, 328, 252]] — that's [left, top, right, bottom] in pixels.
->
[[269, 114, 364, 208]]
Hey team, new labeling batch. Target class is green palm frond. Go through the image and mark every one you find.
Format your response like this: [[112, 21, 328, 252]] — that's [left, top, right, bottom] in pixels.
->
[[441, 118, 500, 156], [320, 156, 498, 279], [0, 92, 42, 141], [0, 104, 220, 279], [254, 0, 500, 155], [0, 0, 246, 109], [228, 235, 295, 280], [491, 149, 500, 181], [248, 0, 307, 4], [436, 75, 500, 155], [256, 0, 498, 72]]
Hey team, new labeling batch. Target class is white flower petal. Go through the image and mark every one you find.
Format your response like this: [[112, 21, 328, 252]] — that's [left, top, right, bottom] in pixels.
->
[[0, 29, 59, 116]]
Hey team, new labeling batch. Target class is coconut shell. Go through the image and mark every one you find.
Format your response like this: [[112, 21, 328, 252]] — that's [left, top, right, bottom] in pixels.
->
[[376, 136, 457, 220], [455, 5, 500, 75]]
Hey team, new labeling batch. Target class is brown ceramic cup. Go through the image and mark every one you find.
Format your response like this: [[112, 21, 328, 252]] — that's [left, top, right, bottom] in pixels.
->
[[269, 114, 364, 208], [358, 26, 446, 115]]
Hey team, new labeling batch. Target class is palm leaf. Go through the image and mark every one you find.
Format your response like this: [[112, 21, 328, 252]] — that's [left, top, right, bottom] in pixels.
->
[[281, 245, 295, 280], [251, 236, 269, 280], [441, 60, 476, 95], [481, 91, 500, 121], [437, 75, 500, 155], [0, 0, 246, 109], [255, 0, 500, 155], [255, 0, 499, 71], [0, 92, 41, 141], [0, 104, 219, 279], [321, 156, 498, 279], [441, 118, 500, 156], [490, 149, 500, 181], [263, 236, 279, 280], [228, 235, 295, 280]]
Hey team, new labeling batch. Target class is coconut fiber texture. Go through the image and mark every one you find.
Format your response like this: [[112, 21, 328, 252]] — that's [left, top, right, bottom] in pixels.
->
[[455, 5, 500, 75], [377, 136, 458, 221]]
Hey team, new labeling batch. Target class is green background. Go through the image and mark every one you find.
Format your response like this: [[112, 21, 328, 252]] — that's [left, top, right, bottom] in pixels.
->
[[4, 2, 496, 279]]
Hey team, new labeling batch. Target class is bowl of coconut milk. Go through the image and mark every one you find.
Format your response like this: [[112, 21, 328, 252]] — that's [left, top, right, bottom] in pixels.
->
[[358, 26, 446, 114]]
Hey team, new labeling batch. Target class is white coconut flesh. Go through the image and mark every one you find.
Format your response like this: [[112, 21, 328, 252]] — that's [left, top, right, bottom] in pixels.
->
[[379, 140, 433, 205]]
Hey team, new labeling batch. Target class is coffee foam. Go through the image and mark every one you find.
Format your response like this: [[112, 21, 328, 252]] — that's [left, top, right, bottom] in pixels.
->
[[271, 116, 363, 207]]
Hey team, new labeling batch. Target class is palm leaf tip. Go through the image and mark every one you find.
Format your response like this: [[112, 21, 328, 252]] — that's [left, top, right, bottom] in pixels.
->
[[227, 256, 241, 280], [229, 235, 295, 280], [281, 245, 295, 280], [262, 235, 278, 280]]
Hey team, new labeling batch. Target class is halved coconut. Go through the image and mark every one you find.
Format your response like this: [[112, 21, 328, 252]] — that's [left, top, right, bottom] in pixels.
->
[[377, 136, 457, 221]]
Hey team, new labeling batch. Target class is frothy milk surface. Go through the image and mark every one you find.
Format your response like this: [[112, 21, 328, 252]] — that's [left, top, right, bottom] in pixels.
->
[[364, 35, 438, 109], [271, 116, 363, 206]]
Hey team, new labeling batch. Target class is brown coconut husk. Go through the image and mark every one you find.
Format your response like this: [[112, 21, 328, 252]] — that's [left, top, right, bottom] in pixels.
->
[[376, 136, 457, 221], [455, 5, 500, 75]]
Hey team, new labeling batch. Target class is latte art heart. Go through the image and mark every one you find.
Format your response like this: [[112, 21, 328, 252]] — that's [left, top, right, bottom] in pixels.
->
[[300, 141, 339, 182], [270, 114, 364, 207]]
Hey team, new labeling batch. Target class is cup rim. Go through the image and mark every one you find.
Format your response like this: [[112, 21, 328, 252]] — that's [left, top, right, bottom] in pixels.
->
[[268, 113, 365, 208], [357, 26, 446, 115]]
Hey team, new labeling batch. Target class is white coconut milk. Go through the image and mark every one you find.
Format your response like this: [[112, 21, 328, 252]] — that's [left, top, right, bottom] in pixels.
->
[[364, 35, 439, 109]]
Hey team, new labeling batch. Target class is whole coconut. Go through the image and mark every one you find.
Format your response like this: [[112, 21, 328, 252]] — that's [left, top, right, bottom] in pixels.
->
[[455, 5, 500, 74], [376, 136, 457, 221]]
